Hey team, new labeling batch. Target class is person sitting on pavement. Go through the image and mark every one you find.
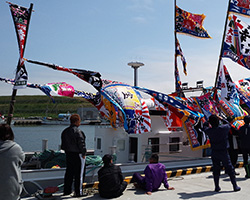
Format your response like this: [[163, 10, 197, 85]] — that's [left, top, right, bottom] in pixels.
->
[[98, 154, 127, 198], [204, 114, 241, 192], [131, 153, 174, 195], [239, 115, 250, 178]]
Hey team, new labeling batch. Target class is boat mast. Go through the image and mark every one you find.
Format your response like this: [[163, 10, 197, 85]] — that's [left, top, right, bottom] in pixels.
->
[[214, 0, 231, 88]]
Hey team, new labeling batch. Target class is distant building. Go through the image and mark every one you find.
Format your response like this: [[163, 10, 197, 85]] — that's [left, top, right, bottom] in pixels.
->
[[77, 107, 101, 120]]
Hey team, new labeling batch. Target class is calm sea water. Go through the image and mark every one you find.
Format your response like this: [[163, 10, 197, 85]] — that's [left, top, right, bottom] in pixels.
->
[[12, 125, 95, 152]]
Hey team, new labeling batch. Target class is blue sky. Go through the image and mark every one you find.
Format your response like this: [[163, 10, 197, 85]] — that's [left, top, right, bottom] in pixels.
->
[[1, 0, 250, 96]]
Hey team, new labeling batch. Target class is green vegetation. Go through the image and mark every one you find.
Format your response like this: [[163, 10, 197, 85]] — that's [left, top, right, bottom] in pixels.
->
[[0, 95, 93, 119]]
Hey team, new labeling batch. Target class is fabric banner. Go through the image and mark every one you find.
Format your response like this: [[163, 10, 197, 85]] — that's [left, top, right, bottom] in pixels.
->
[[215, 90, 246, 118], [232, 119, 245, 130], [168, 95, 210, 149], [75, 91, 121, 128], [75, 90, 124, 129], [236, 87, 250, 113], [229, 0, 250, 17], [194, 93, 219, 120], [171, 96, 209, 124], [25, 59, 102, 91], [100, 89, 128, 130], [153, 98, 182, 130], [235, 78, 250, 112], [175, 5, 211, 39], [0, 77, 14, 85], [9, 3, 33, 89], [216, 60, 239, 105], [102, 79, 125, 88], [222, 15, 250, 70], [0, 77, 74, 103], [103, 84, 151, 134], [185, 97, 201, 113], [236, 77, 250, 93], [45, 82, 75, 98], [182, 117, 210, 150], [25, 59, 152, 133], [135, 86, 210, 150], [135, 86, 203, 121], [0, 77, 54, 101], [174, 62, 183, 96], [176, 38, 187, 75]]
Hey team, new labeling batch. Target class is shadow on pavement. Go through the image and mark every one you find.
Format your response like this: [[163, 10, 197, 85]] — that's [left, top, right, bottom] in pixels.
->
[[177, 190, 233, 199]]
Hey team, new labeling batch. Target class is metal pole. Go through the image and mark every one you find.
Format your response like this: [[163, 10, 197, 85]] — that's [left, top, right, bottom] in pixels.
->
[[214, 0, 230, 88], [7, 89, 17, 125], [134, 67, 137, 87], [128, 62, 144, 87], [42, 139, 48, 151]]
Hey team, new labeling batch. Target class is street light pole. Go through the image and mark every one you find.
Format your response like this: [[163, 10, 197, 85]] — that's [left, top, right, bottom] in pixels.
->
[[128, 62, 144, 87]]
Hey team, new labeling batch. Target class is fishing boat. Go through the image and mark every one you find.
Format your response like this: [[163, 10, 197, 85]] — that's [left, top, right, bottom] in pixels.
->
[[21, 108, 212, 195], [3, 0, 250, 198]]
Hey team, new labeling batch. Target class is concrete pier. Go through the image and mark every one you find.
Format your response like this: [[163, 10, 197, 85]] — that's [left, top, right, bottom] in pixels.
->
[[21, 167, 250, 200], [14, 119, 42, 125]]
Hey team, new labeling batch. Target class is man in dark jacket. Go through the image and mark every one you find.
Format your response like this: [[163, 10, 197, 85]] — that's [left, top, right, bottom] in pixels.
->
[[204, 115, 240, 192], [98, 154, 127, 198], [61, 114, 87, 197], [239, 115, 250, 178]]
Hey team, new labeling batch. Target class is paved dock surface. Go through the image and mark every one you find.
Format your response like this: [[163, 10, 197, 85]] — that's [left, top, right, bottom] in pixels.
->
[[22, 167, 250, 200]]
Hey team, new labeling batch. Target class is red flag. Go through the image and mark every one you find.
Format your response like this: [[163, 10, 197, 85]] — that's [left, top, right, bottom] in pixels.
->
[[9, 3, 33, 89], [175, 6, 211, 39]]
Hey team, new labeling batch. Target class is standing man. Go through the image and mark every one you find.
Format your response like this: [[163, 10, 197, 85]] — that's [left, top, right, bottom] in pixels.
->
[[239, 115, 250, 178], [204, 115, 240, 192], [61, 114, 87, 197], [131, 153, 174, 195]]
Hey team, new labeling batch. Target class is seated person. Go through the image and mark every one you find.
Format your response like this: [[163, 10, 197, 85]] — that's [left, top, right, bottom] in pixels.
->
[[131, 153, 174, 195], [98, 154, 127, 198]]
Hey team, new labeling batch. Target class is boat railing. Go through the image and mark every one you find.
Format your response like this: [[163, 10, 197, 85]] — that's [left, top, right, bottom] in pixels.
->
[[141, 141, 185, 162]]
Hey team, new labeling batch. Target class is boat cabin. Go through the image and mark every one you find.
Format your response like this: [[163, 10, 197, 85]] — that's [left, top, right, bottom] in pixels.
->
[[94, 115, 203, 164]]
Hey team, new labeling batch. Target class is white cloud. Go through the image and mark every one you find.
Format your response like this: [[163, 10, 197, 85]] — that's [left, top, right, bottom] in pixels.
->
[[131, 16, 148, 24], [128, 0, 155, 12]]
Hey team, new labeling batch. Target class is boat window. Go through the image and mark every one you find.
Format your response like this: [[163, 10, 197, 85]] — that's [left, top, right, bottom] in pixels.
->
[[117, 139, 125, 151], [97, 138, 102, 150], [148, 138, 159, 153], [169, 137, 180, 152]]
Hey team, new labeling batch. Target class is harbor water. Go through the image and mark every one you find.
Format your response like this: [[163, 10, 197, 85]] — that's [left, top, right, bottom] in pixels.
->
[[12, 124, 95, 152]]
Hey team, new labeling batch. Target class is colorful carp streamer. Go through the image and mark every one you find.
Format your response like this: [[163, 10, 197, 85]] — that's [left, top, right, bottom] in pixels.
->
[[24, 59, 152, 134], [0, 77, 74, 103]]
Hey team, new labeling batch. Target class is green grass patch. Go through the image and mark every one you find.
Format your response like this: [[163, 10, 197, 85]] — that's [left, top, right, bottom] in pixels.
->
[[0, 95, 93, 119]]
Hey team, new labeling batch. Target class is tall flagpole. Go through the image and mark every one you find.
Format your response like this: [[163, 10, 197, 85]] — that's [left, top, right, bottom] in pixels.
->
[[174, 0, 178, 93], [214, 0, 231, 88], [174, 0, 183, 97], [7, 3, 33, 125]]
